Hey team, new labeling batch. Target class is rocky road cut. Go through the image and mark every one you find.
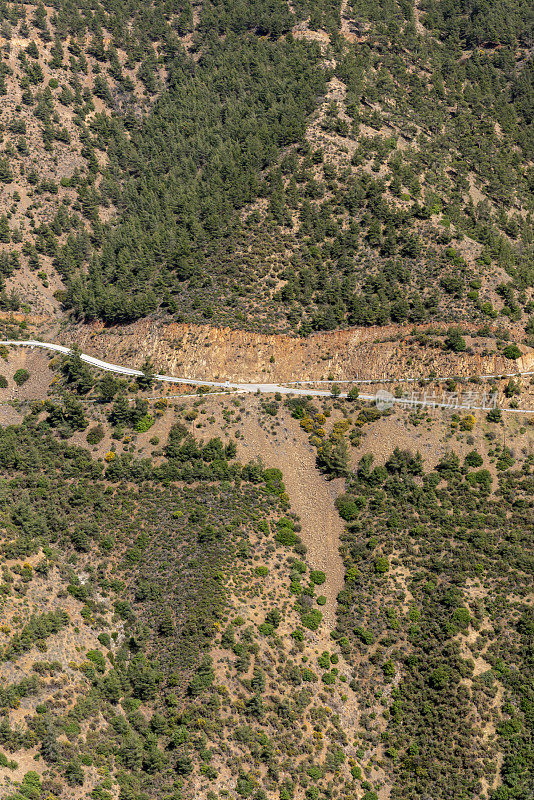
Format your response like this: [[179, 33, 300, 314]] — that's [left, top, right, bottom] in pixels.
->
[[1, 339, 533, 413]]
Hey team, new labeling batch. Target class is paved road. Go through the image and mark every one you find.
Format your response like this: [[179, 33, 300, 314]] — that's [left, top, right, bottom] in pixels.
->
[[1, 339, 533, 414]]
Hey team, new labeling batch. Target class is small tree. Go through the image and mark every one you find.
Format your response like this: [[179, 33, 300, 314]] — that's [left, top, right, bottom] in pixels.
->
[[61, 346, 93, 394], [158, 609, 174, 637], [375, 556, 390, 573], [13, 368, 30, 386], [137, 358, 156, 390], [63, 395, 88, 430], [444, 327, 466, 352], [0, 214, 10, 243], [316, 438, 349, 478], [0, 158, 12, 183], [98, 373, 119, 403], [502, 344, 521, 360], [504, 379, 520, 397], [64, 760, 84, 787]]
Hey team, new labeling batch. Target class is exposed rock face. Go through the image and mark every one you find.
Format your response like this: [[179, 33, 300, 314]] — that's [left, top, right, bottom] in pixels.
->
[[64, 320, 532, 383]]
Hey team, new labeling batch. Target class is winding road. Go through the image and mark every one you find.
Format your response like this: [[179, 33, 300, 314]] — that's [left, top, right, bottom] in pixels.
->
[[1, 339, 533, 414]]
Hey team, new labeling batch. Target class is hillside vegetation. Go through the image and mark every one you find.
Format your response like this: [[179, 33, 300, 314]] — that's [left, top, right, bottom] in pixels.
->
[[0, 347, 531, 800], [0, 0, 530, 335], [0, 2, 532, 800]]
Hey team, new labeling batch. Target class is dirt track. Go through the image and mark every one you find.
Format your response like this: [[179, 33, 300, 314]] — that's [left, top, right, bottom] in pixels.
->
[[237, 410, 345, 629]]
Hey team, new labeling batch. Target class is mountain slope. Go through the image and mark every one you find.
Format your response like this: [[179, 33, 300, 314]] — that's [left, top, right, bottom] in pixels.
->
[[0, 346, 530, 799], [0, 0, 531, 336]]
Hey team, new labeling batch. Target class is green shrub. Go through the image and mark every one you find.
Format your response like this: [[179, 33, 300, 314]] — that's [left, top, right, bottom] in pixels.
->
[[13, 369, 30, 386], [0, 751, 17, 769], [275, 528, 299, 546], [335, 494, 363, 520], [302, 610, 322, 630], [134, 414, 155, 432], [453, 607, 471, 629], [374, 556, 390, 573], [464, 450, 483, 467], [0, 375, 7, 388], [354, 627, 374, 645], [497, 449, 515, 470], [318, 652, 330, 668], [444, 328, 466, 352], [310, 570, 326, 585], [86, 650, 106, 672], [429, 666, 449, 690], [258, 622, 274, 636], [87, 424, 105, 445], [502, 344, 521, 359], [346, 566, 360, 582], [382, 660, 395, 677]]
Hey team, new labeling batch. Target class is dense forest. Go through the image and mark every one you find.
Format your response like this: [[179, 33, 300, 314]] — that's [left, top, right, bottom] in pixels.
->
[[0, 0, 530, 332], [0, 1, 532, 798], [335, 446, 533, 800]]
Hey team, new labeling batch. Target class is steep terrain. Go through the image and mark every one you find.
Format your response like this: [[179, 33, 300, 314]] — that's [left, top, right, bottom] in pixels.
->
[[0, 347, 530, 800], [64, 318, 534, 386], [0, 1, 532, 800], [0, 0, 530, 334]]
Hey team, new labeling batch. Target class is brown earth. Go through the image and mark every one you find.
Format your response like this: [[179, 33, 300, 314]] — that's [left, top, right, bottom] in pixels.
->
[[235, 406, 346, 628], [63, 319, 534, 385]]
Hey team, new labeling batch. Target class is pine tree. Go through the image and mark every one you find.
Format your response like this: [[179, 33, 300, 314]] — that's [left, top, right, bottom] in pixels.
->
[[0, 159, 12, 183], [0, 215, 10, 243]]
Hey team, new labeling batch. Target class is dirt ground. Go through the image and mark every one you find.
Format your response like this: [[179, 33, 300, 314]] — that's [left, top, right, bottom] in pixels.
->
[[1, 349, 532, 637], [235, 407, 346, 629]]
